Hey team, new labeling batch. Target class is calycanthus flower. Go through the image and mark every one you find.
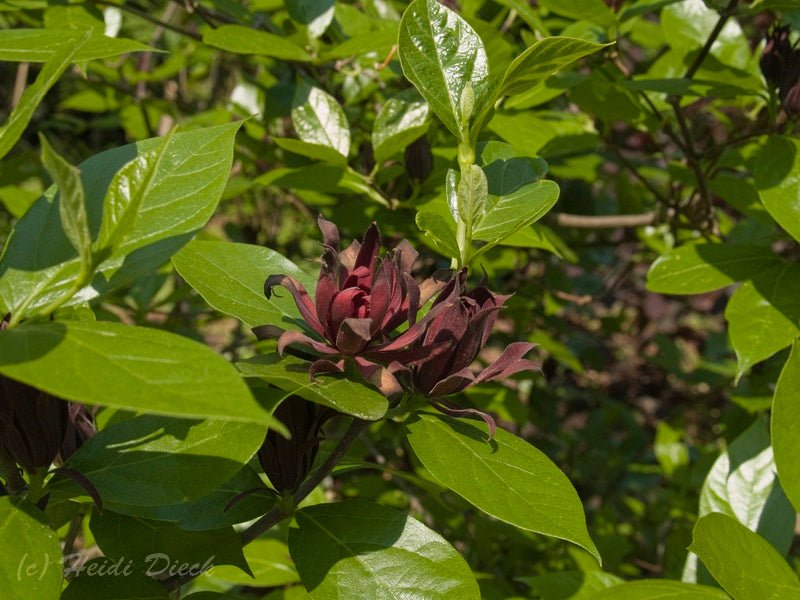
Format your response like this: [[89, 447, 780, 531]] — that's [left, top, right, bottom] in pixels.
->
[[261, 215, 447, 396], [389, 270, 540, 434]]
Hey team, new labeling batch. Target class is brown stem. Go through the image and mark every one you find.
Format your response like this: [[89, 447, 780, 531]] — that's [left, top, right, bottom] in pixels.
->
[[162, 417, 369, 593], [93, 0, 202, 41], [551, 212, 655, 228], [11, 62, 29, 110]]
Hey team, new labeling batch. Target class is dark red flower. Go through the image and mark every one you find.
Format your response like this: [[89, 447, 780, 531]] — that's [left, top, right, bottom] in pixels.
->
[[388, 270, 540, 432], [761, 26, 793, 88], [261, 216, 448, 396]]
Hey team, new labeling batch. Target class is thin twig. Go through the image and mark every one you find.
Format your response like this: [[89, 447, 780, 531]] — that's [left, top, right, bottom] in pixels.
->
[[11, 62, 29, 109], [93, 0, 202, 40], [608, 145, 670, 206], [551, 212, 655, 228], [683, 0, 739, 80]]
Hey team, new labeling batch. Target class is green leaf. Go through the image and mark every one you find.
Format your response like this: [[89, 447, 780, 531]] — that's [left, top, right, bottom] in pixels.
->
[[457, 164, 488, 225], [754, 136, 800, 243], [405, 413, 599, 562], [107, 466, 276, 530], [398, 0, 490, 137], [0, 31, 90, 162], [646, 244, 781, 294], [416, 210, 460, 260], [0, 28, 152, 63], [0, 122, 241, 320], [772, 342, 800, 514], [95, 129, 174, 253], [372, 90, 430, 163], [292, 81, 350, 158], [500, 37, 609, 96], [538, 0, 616, 27], [202, 25, 311, 62], [592, 580, 729, 600], [39, 135, 91, 268], [520, 570, 623, 600], [473, 180, 559, 244], [725, 264, 800, 378], [273, 138, 348, 166], [286, 0, 334, 39], [0, 320, 269, 424], [172, 240, 316, 330], [690, 513, 800, 599], [478, 141, 548, 195], [48, 414, 264, 507], [0, 497, 62, 600], [684, 418, 795, 584], [288, 500, 480, 599], [90, 511, 249, 574], [237, 353, 388, 421], [61, 562, 170, 600], [204, 538, 300, 587]]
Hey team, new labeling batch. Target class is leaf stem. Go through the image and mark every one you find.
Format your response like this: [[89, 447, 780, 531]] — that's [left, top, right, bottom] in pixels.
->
[[683, 0, 739, 81]]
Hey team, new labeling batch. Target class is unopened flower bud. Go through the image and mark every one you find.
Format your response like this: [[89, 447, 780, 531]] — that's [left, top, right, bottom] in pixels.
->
[[761, 26, 793, 88], [405, 136, 433, 183]]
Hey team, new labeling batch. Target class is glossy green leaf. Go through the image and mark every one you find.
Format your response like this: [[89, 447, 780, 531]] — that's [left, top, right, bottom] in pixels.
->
[[204, 538, 300, 587], [0, 122, 241, 319], [405, 413, 599, 561], [772, 342, 800, 514], [684, 418, 795, 584], [48, 414, 264, 507], [754, 136, 800, 243], [690, 513, 800, 599], [108, 466, 276, 530], [0, 31, 89, 162], [172, 240, 316, 330], [203, 25, 311, 61], [273, 138, 348, 166], [458, 164, 488, 225], [292, 81, 350, 158], [520, 570, 623, 600], [286, 0, 334, 38], [61, 559, 169, 599], [288, 500, 480, 599], [96, 129, 173, 253], [90, 511, 249, 574], [500, 37, 609, 96], [39, 135, 90, 267], [478, 141, 548, 194], [372, 90, 430, 163], [725, 263, 800, 377], [473, 180, 559, 243], [398, 0, 489, 137], [237, 353, 388, 420], [0, 498, 62, 600], [593, 580, 729, 600], [0, 28, 152, 62], [0, 320, 269, 423], [416, 210, 460, 260], [646, 244, 781, 294]]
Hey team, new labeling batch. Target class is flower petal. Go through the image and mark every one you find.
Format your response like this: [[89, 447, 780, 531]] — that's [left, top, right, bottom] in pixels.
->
[[277, 330, 338, 356], [354, 356, 403, 398], [335, 318, 373, 355], [309, 358, 346, 380], [473, 342, 541, 385], [265, 274, 325, 336], [427, 367, 475, 397]]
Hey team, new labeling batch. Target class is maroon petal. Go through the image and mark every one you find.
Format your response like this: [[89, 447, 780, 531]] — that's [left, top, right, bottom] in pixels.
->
[[335, 318, 373, 355], [473, 342, 541, 385], [354, 356, 403, 398], [373, 297, 456, 353], [428, 367, 475, 397], [317, 214, 340, 251], [265, 274, 325, 336], [392, 239, 419, 274], [252, 324, 284, 341], [309, 359, 346, 380], [329, 288, 368, 337], [277, 330, 338, 356], [315, 273, 337, 340], [419, 269, 453, 304], [353, 223, 380, 285], [369, 261, 394, 335]]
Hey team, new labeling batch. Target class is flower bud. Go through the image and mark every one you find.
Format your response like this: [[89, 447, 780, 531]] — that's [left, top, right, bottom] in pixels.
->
[[257, 395, 334, 492], [760, 26, 793, 89], [404, 136, 433, 183]]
